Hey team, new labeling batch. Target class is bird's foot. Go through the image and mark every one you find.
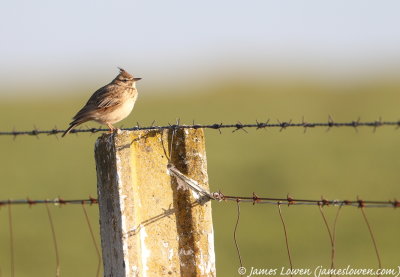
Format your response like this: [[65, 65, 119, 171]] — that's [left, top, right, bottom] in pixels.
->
[[106, 123, 118, 134], [108, 128, 121, 134]]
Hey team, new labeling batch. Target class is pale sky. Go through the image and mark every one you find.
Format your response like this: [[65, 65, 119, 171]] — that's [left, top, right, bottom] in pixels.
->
[[1, 0, 400, 95]]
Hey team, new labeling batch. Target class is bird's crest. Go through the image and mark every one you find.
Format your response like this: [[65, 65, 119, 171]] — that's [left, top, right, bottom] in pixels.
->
[[118, 67, 134, 79]]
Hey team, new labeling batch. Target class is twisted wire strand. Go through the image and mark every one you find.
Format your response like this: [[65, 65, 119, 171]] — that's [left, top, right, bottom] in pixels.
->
[[1, 118, 399, 137], [1, 195, 398, 208]]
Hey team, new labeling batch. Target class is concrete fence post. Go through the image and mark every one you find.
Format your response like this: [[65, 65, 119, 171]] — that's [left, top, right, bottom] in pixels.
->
[[94, 129, 216, 277]]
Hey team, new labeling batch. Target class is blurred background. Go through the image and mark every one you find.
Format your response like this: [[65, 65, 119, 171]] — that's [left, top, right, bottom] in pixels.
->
[[1, 0, 400, 276]]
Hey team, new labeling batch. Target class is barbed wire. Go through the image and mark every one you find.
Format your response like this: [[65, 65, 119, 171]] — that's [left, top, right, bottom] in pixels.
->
[[1, 117, 400, 137], [1, 194, 398, 208], [4, 197, 101, 277], [1, 193, 395, 276], [167, 163, 389, 276], [0, 197, 98, 206], [226, 193, 386, 277], [211, 192, 400, 208], [167, 165, 400, 208]]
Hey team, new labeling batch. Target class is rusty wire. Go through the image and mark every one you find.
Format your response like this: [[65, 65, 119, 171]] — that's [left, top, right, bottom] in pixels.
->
[[8, 203, 14, 277], [0, 192, 395, 275], [318, 205, 335, 276], [223, 196, 387, 275], [45, 202, 60, 277], [0, 198, 98, 206], [277, 203, 293, 276], [1, 118, 400, 137], [1, 194, 399, 209], [82, 203, 101, 277], [212, 192, 400, 208], [233, 200, 243, 269], [360, 206, 382, 275], [2, 198, 100, 276], [331, 204, 343, 271]]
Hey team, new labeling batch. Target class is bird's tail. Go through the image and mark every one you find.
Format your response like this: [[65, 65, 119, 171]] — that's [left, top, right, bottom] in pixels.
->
[[62, 121, 85, 137]]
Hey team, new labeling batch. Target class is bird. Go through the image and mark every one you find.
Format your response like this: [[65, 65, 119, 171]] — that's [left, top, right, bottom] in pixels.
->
[[62, 68, 141, 137]]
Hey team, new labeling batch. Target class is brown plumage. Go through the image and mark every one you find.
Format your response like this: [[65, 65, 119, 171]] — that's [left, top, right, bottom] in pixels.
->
[[62, 68, 141, 137]]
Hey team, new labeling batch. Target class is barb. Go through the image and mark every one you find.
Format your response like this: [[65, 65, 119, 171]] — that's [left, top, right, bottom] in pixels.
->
[[2, 118, 400, 137], [8, 203, 15, 277], [82, 203, 101, 277], [360, 206, 382, 274], [277, 203, 293, 275], [45, 202, 60, 277], [233, 200, 243, 269]]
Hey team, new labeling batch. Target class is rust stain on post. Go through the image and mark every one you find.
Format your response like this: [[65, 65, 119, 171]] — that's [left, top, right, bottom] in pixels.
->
[[95, 129, 215, 277]]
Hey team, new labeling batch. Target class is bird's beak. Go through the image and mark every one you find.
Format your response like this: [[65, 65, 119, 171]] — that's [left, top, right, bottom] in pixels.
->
[[134, 78, 142, 81]]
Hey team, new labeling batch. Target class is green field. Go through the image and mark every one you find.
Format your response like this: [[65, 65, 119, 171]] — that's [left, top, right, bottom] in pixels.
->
[[1, 79, 400, 276]]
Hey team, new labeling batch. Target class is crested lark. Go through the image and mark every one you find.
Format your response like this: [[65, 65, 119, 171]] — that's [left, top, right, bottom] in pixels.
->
[[62, 68, 141, 137]]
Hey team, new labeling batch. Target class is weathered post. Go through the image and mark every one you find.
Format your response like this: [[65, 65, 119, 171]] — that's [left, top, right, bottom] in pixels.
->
[[94, 129, 215, 277]]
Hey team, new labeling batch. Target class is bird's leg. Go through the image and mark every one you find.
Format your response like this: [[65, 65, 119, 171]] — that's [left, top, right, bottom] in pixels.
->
[[107, 123, 116, 133]]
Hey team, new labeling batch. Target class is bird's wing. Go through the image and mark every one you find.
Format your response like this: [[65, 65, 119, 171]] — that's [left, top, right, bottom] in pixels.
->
[[86, 84, 123, 108], [72, 84, 123, 121]]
